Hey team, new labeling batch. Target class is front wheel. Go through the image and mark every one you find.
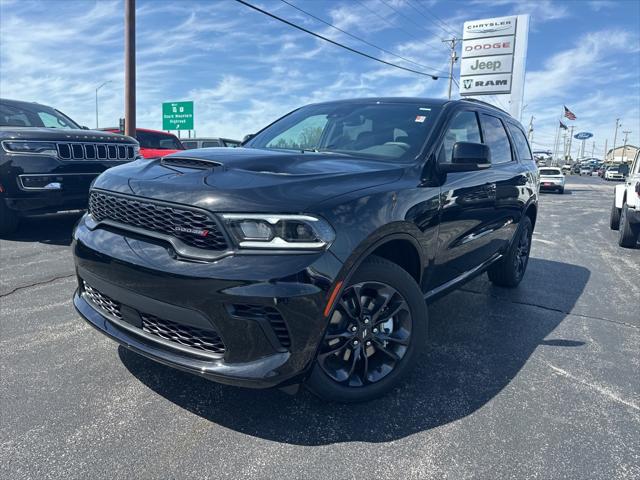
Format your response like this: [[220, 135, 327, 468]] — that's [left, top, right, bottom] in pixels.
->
[[307, 256, 428, 403], [618, 203, 640, 248], [488, 216, 533, 288], [610, 198, 621, 230]]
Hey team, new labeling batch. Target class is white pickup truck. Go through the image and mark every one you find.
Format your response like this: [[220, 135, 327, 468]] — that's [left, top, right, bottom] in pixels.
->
[[610, 151, 640, 248]]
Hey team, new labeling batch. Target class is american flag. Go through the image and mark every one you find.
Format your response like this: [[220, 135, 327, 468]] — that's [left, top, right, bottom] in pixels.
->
[[564, 106, 576, 120]]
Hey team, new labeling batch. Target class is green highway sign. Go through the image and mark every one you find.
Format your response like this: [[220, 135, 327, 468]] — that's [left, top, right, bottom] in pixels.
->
[[162, 101, 193, 130]]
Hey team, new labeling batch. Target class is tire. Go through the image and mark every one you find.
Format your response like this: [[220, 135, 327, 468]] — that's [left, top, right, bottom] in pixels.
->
[[558, 187, 564, 194], [487, 216, 532, 288], [0, 200, 19, 235], [307, 255, 428, 403], [610, 198, 621, 230], [618, 203, 640, 248]]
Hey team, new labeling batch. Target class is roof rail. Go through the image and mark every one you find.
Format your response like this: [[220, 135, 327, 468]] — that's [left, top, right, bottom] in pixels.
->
[[459, 98, 510, 115]]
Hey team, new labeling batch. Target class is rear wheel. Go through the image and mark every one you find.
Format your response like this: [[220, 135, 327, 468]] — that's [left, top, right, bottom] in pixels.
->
[[307, 256, 427, 403], [0, 201, 19, 235], [488, 216, 532, 288], [610, 198, 621, 230], [618, 203, 640, 248]]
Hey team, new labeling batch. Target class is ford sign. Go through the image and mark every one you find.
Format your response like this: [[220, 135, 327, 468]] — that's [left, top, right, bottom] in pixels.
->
[[574, 132, 593, 140]]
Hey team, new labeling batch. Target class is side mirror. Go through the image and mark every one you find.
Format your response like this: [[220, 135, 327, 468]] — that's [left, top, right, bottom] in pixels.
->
[[439, 142, 491, 173], [242, 133, 255, 144]]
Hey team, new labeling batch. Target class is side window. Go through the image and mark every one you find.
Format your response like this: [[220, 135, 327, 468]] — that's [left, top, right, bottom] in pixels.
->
[[181, 141, 197, 149], [266, 114, 328, 150], [439, 111, 481, 162], [202, 141, 221, 147], [480, 114, 513, 164], [508, 123, 533, 161]]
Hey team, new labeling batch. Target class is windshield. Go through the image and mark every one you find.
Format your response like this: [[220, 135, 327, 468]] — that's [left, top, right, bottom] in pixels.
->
[[247, 102, 441, 162], [0, 101, 80, 129], [136, 131, 184, 150], [540, 169, 561, 175]]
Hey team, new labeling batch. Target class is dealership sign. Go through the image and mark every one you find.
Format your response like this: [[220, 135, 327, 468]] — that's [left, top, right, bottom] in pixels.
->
[[459, 14, 529, 120], [162, 101, 194, 130], [574, 132, 593, 140]]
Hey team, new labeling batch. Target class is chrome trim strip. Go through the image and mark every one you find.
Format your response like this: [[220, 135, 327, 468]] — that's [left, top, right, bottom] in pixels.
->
[[18, 173, 99, 191], [425, 252, 503, 300]]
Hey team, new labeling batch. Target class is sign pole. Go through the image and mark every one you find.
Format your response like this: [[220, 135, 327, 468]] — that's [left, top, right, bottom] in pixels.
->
[[124, 0, 136, 138]]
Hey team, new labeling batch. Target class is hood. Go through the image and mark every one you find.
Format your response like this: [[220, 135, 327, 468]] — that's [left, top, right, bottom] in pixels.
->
[[93, 147, 405, 212], [0, 126, 136, 144]]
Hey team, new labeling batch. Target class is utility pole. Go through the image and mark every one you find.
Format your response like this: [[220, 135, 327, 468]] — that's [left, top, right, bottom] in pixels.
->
[[124, 0, 136, 138], [95, 81, 111, 129], [527, 116, 534, 142], [612, 118, 620, 164], [621, 130, 631, 163], [603, 139, 608, 163], [442, 38, 458, 100], [567, 126, 574, 161], [591, 141, 595, 158]]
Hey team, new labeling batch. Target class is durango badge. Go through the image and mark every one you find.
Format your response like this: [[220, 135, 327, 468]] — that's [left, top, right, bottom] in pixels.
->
[[174, 226, 209, 237]]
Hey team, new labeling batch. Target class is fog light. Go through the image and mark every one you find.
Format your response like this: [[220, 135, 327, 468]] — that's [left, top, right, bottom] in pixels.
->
[[44, 182, 62, 190]]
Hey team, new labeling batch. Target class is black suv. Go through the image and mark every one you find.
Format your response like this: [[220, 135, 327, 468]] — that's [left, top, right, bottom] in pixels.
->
[[73, 98, 539, 402], [0, 98, 139, 234]]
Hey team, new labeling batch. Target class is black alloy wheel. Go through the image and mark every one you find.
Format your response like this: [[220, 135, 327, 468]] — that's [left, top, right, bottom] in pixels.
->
[[317, 281, 412, 387], [487, 215, 533, 288], [307, 255, 427, 403], [513, 221, 531, 280]]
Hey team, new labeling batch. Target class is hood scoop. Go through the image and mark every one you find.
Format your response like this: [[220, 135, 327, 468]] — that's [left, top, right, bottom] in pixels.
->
[[161, 156, 223, 170]]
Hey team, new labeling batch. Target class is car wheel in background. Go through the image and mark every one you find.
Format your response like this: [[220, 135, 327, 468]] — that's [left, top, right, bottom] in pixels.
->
[[488, 215, 533, 288], [0, 201, 19, 235], [609, 198, 621, 230], [618, 203, 640, 248], [307, 255, 428, 403]]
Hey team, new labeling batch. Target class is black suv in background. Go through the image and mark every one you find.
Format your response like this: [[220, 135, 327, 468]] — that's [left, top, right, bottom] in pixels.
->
[[0, 98, 139, 234], [73, 98, 539, 402]]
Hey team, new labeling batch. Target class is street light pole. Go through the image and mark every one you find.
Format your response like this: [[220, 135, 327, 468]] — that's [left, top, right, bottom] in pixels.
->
[[95, 81, 111, 129]]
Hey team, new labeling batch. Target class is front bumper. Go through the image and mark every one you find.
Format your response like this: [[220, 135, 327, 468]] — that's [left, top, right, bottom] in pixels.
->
[[73, 215, 343, 388]]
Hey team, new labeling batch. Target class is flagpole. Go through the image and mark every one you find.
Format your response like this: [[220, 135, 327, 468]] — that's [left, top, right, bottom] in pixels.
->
[[552, 116, 561, 165], [567, 126, 574, 161]]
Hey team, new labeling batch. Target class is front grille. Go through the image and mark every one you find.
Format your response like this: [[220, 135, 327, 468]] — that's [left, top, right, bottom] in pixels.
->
[[231, 304, 291, 348], [141, 313, 226, 355], [88, 191, 228, 251], [82, 280, 225, 355], [57, 142, 135, 161], [161, 157, 222, 170]]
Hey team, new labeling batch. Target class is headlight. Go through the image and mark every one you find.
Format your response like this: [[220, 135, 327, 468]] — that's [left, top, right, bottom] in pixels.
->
[[2, 141, 58, 156], [221, 213, 335, 250]]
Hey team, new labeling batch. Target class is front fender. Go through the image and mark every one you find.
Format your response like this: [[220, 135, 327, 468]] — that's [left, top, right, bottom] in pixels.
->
[[614, 184, 626, 209]]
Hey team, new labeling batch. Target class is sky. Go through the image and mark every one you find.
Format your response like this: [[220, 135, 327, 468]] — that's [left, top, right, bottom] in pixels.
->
[[1, 0, 639, 157]]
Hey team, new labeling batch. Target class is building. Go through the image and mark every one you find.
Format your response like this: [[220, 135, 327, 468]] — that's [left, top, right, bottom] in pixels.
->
[[606, 145, 638, 163]]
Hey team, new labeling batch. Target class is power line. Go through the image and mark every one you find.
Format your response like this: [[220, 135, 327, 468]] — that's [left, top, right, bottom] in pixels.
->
[[234, 0, 441, 79], [354, 0, 445, 51], [378, 0, 442, 39], [405, 0, 458, 37], [279, 0, 447, 74]]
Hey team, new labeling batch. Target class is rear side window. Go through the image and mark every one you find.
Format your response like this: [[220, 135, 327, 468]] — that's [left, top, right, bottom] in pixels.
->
[[439, 110, 482, 162], [508, 124, 533, 161], [480, 114, 512, 164]]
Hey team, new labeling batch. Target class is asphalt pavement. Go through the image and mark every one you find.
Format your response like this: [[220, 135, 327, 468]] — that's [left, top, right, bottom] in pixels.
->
[[1, 174, 638, 480]]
